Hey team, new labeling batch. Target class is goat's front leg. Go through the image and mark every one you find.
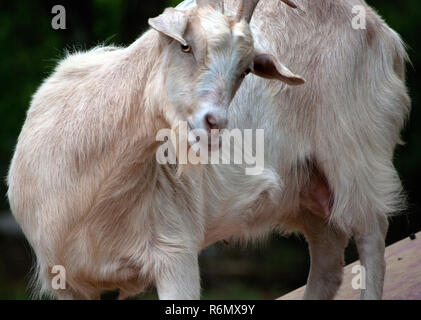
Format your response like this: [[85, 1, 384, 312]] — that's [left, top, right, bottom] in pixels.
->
[[155, 251, 201, 300], [353, 214, 388, 300], [301, 214, 349, 300]]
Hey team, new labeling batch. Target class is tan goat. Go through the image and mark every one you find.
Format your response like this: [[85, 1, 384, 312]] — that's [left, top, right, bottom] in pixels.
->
[[8, 0, 410, 300]]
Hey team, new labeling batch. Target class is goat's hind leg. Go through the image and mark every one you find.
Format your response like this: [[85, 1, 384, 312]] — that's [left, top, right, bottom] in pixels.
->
[[155, 251, 201, 300], [301, 214, 349, 300], [353, 213, 388, 300]]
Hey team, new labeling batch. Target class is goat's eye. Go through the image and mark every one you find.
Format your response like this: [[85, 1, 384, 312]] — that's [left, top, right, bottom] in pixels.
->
[[241, 68, 252, 78], [181, 44, 192, 53]]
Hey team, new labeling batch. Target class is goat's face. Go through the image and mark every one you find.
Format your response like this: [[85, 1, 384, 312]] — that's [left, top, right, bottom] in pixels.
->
[[149, 1, 304, 134]]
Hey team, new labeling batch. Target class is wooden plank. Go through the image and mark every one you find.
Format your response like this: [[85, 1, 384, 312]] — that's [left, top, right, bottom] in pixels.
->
[[279, 232, 421, 300]]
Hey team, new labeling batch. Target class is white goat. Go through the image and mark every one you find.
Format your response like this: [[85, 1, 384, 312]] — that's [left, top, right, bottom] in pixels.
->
[[8, 0, 410, 300]]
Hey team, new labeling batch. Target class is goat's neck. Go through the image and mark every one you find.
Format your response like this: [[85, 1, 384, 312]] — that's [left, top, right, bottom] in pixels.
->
[[119, 30, 170, 164]]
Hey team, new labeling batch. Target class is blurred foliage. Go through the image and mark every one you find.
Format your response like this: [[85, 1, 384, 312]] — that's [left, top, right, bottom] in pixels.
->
[[0, 0, 420, 300]]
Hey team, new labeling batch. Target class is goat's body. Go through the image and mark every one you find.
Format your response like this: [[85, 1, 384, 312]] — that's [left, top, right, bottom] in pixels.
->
[[8, 0, 410, 299]]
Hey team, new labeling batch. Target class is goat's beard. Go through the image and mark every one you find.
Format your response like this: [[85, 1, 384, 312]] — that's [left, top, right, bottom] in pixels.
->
[[166, 121, 223, 176]]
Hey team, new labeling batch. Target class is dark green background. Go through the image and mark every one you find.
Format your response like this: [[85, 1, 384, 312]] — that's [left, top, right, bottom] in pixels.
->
[[0, 0, 419, 299]]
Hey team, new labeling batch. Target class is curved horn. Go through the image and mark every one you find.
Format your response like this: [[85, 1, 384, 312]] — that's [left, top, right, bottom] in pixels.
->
[[196, 0, 224, 14], [236, 0, 297, 23]]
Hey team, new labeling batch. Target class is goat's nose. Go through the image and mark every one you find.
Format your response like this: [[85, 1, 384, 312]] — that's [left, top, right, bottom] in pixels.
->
[[205, 113, 228, 131]]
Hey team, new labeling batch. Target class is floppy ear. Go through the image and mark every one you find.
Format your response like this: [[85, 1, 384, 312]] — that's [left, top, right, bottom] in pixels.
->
[[148, 8, 189, 46], [252, 53, 305, 85]]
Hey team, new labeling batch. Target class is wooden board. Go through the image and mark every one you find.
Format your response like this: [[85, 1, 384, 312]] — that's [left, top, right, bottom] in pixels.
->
[[279, 232, 421, 300]]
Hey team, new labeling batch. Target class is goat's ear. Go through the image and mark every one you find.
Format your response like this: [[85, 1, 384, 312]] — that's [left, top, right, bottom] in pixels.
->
[[252, 53, 305, 85], [148, 8, 189, 46]]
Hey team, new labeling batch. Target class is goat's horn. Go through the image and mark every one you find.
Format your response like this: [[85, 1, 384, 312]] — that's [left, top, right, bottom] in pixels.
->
[[196, 0, 224, 14], [236, 0, 297, 23]]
